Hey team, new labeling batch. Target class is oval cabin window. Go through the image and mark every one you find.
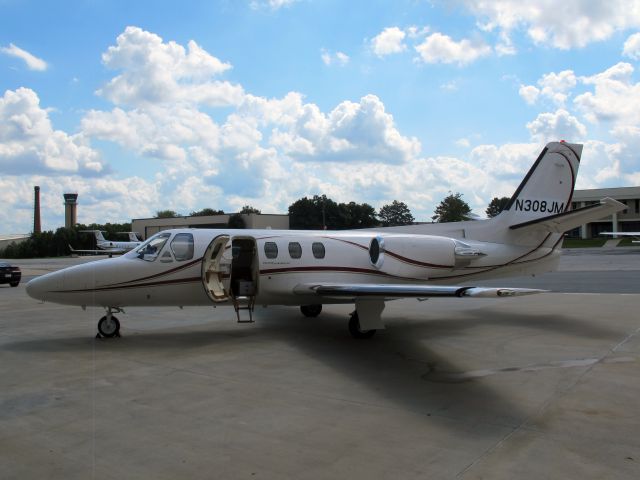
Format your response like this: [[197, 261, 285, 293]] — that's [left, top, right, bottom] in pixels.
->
[[288, 242, 302, 259], [264, 242, 278, 259], [312, 242, 325, 259]]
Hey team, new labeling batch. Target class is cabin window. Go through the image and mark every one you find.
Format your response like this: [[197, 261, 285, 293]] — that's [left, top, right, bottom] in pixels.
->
[[134, 233, 171, 262], [288, 242, 302, 259], [264, 241, 278, 259], [171, 233, 194, 261], [312, 242, 325, 259]]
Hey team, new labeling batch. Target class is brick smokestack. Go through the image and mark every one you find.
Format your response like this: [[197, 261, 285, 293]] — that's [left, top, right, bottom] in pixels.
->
[[34, 186, 41, 234], [63, 193, 78, 229]]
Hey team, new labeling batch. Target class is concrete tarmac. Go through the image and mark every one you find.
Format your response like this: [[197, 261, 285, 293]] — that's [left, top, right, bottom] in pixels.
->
[[1, 249, 639, 479]]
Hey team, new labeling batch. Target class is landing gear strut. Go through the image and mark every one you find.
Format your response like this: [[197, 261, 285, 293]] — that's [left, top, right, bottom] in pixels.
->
[[348, 311, 376, 339], [97, 307, 123, 338], [300, 304, 322, 317]]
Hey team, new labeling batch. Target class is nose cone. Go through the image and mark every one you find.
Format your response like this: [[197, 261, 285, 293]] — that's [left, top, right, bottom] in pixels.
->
[[26, 271, 64, 302]]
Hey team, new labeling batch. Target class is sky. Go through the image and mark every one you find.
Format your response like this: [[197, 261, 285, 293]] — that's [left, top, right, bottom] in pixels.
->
[[2, 0, 640, 233]]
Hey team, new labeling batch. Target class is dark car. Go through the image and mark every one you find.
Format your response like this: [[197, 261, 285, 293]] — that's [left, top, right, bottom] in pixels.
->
[[0, 262, 21, 287]]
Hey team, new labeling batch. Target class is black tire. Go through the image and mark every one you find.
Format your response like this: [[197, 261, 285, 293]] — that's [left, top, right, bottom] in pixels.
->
[[300, 304, 323, 317], [348, 312, 376, 339], [9, 281, 19, 287], [98, 315, 120, 338]]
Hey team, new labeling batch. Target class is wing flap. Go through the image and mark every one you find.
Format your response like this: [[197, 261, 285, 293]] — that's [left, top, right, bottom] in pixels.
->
[[293, 283, 545, 299]]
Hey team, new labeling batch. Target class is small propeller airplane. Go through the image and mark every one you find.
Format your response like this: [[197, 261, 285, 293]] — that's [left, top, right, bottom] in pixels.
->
[[27, 142, 625, 339], [69, 230, 142, 256]]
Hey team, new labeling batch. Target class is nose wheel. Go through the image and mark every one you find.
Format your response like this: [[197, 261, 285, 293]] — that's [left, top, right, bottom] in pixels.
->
[[96, 307, 123, 338]]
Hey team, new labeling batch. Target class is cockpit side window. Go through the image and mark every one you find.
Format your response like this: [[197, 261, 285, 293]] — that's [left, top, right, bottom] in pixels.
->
[[171, 233, 194, 261], [134, 233, 171, 262]]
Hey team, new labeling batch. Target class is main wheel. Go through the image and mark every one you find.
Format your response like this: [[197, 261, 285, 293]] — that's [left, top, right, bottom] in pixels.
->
[[348, 312, 376, 339], [300, 304, 323, 317], [98, 315, 120, 338], [9, 281, 19, 287]]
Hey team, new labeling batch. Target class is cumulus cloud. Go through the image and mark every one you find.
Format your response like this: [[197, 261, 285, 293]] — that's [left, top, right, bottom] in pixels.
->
[[7, 25, 636, 234], [574, 62, 640, 125], [526, 109, 587, 143], [0, 88, 105, 176], [0, 174, 160, 233], [519, 70, 577, 106], [462, 0, 640, 49], [244, 93, 421, 163], [97, 26, 243, 107], [321, 49, 350, 66], [519, 85, 540, 105], [495, 31, 516, 56], [0, 43, 47, 71], [470, 143, 540, 182], [371, 27, 407, 57], [414, 32, 491, 65], [72, 27, 424, 226], [250, 0, 298, 10], [623, 32, 640, 59]]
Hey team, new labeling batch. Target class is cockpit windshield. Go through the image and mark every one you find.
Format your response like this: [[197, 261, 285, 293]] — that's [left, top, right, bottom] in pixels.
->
[[131, 232, 171, 262]]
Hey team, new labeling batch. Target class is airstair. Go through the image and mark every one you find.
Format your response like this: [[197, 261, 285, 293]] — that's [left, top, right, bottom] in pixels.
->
[[232, 280, 256, 323]]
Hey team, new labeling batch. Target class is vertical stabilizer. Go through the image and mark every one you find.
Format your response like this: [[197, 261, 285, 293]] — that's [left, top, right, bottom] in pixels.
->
[[500, 142, 582, 226]]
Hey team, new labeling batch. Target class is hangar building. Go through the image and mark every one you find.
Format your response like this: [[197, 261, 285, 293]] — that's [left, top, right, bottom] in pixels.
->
[[131, 213, 289, 240], [570, 186, 640, 238]]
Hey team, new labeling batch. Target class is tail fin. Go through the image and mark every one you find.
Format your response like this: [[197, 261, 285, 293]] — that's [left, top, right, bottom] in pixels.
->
[[93, 231, 106, 242], [500, 141, 581, 225]]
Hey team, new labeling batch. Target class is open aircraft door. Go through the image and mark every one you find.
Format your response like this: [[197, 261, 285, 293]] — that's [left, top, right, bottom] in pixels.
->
[[202, 235, 259, 322]]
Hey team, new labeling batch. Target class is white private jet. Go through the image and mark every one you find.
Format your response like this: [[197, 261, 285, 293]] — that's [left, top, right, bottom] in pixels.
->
[[69, 230, 142, 256], [601, 232, 640, 244], [27, 142, 625, 339]]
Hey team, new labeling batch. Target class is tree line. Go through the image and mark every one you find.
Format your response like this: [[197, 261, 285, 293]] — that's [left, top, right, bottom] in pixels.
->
[[0, 222, 132, 259], [1, 195, 512, 258]]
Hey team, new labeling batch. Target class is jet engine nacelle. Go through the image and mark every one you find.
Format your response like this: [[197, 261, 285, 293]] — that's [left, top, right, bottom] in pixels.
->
[[368, 235, 455, 279]]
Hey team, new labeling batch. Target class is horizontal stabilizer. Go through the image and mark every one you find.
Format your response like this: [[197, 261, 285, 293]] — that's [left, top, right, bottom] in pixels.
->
[[509, 197, 625, 233], [293, 283, 545, 299]]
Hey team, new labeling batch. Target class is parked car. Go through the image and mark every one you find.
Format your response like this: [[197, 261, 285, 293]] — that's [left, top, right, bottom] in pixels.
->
[[0, 262, 21, 287]]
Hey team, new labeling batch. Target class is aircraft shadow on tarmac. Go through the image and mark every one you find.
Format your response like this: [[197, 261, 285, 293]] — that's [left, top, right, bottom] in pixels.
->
[[4, 305, 624, 434]]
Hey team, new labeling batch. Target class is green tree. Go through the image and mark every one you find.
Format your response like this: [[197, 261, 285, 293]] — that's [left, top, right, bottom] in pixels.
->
[[288, 195, 340, 230], [189, 208, 224, 216], [227, 213, 246, 229], [432, 192, 471, 223], [486, 196, 511, 218], [378, 200, 414, 227], [155, 210, 179, 218], [338, 201, 379, 229], [239, 205, 261, 214]]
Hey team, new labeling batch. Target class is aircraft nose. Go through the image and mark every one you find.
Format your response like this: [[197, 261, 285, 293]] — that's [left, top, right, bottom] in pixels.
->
[[26, 271, 63, 301]]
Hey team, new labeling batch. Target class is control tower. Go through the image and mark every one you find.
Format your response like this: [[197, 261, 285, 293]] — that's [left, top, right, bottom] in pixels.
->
[[63, 193, 78, 229]]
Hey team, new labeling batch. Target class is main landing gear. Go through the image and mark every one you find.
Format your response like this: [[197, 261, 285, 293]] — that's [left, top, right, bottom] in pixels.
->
[[97, 307, 123, 338], [300, 304, 322, 317], [299, 303, 379, 339], [348, 311, 376, 339]]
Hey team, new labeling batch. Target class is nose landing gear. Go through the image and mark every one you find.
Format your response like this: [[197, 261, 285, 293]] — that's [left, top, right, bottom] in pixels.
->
[[96, 307, 123, 338]]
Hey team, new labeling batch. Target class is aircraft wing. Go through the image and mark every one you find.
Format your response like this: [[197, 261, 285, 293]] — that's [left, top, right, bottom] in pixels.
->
[[601, 232, 640, 237], [293, 283, 545, 299], [68, 245, 127, 255], [509, 197, 626, 233]]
